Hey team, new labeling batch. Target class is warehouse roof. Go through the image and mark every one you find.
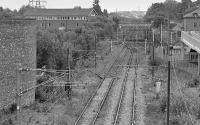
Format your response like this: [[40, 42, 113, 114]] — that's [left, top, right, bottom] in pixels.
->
[[24, 8, 97, 16], [184, 7, 200, 18]]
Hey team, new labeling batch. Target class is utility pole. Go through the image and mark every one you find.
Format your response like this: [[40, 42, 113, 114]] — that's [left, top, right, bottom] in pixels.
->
[[110, 39, 113, 53], [170, 32, 173, 44], [145, 39, 147, 54], [167, 18, 171, 125], [152, 29, 155, 63], [94, 35, 97, 71], [65, 48, 71, 99], [152, 29, 155, 81], [167, 59, 170, 125], [16, 65, 21, 125], [161, 22, 163, 47]]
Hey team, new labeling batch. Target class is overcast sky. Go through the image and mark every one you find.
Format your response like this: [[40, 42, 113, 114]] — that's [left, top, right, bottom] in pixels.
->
[[0, 0, 191, 12]]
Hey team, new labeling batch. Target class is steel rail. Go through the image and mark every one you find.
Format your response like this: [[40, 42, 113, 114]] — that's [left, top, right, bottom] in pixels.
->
[[90, 78, 116, 125], [74, 45, 127, 125], [113, 50, 134, 125]]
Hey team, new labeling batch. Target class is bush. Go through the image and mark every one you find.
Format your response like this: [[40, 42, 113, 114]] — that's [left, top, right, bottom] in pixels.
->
[[56, 116, 68, 125], [159, 95, 187, 116], [30, 102, 49, 113], [0, 103, 17, 115], [160, 96, 167, 113], [187, 77, 200, 88], [148, 58, 162, 67], [170, 118, 181, 125], [2, 118, 13, 125]]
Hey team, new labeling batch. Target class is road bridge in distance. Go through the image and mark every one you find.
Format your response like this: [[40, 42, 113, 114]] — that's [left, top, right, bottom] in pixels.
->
[[119, 23, 151, 42]]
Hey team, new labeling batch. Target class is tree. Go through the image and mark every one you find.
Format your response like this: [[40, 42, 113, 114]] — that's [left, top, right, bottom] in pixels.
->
[[93, 0, 102, 15], [164, 0, 179, 20], [144, 1, 181, 24], [1, 8, 14, 18], [144, 3, 166, 22], [18, 5, 34, 17], [112, 16, 120, 31], [103, 9, 108, 17]]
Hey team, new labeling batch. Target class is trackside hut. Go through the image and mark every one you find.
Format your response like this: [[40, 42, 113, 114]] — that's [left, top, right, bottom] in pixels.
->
[[24, 8, 98, 30]]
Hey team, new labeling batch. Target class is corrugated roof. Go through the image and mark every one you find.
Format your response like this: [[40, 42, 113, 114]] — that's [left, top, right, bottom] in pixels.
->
[[184, 7, 200, 18], [24, 8, 94, 16]]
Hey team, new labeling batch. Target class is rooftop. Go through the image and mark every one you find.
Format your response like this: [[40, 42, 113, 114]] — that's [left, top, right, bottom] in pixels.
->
[[184, 7, 200, 18], [24, 8, 95, 16], [181, 31, 200, 53]]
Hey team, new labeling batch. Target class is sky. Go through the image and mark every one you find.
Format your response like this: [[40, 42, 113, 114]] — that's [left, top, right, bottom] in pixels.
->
[[0, 0, 192, 12]]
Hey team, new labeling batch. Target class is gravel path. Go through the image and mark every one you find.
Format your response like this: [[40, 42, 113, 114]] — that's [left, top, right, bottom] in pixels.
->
[[79, 78, 113, 125]]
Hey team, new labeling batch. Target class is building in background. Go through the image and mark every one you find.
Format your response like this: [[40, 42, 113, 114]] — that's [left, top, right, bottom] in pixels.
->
[[183, 7, 200, 31], [24, 8, 98, 30]]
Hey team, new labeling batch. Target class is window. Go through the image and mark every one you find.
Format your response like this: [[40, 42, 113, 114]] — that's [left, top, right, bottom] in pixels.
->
[[61, 23, 65, 26], [77, 23, 79, 27], [41, 23, 44, 27], [48, 23, 51, 27], [193, 13, 198, 17], [82, 16, 85, 20], [194, 22, 197, 28]]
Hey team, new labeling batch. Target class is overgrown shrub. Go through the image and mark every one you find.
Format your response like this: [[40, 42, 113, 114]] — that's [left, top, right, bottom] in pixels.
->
[[29, 102, 49, 113], [187, 77, 200, 88], [148, 58, 162, 67], [2, 118, 13, 125], [10, 103, 17, 114], [159, 95, 187, 116], [160, 96, 167, 113], [170, 118, 181, 125], [1, 103, 17, 115], [56, 116, 68, 125]]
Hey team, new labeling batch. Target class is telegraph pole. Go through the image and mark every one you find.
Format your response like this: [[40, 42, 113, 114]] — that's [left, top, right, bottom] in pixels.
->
[[16, 65, 21, 125], [152, 29, 155, 63], [152, 29, 155, 80], [94, 34, 97, 71], [167, 18, 171, 125], [161, 22, 163, 47], [65, 48, 71, 99], [167, 59, 170, 125]]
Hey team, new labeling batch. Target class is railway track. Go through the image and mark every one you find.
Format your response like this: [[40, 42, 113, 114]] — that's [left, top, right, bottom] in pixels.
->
[[74, 45, 130, 125], [92, 48, 138, 125], [113, 49, 136, 125]]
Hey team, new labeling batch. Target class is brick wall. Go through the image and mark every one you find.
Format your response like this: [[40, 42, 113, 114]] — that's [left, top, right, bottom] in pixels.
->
[[184, 18, 200, 31], [0, 19, 37, 109], [37, 20, 87, 30]]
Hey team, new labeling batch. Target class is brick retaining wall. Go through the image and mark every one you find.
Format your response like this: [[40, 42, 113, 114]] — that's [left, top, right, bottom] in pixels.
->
[[0, 19, 37, 109]]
